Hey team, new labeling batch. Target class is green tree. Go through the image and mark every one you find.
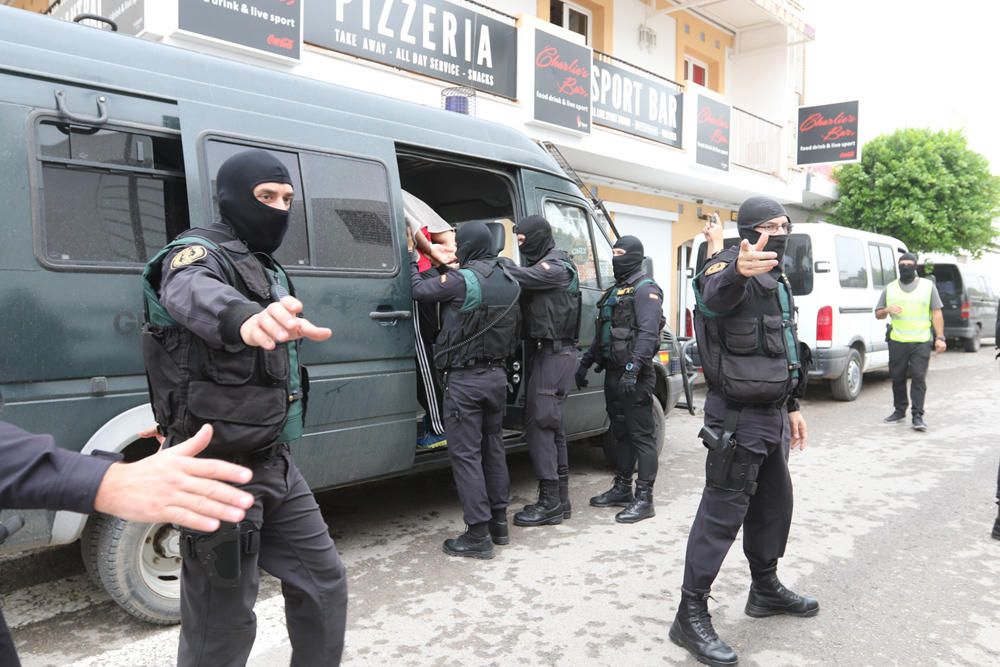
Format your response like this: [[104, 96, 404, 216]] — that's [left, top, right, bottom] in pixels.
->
[[831, 128, 999, 256]]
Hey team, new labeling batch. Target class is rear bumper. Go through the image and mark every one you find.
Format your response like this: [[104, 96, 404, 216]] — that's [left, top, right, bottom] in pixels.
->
[[944, 324, 976, 339], [809, 346, 850, 379]]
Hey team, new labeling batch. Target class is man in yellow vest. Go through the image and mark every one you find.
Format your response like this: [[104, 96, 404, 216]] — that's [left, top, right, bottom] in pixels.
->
[[875, 253, 946, 431]]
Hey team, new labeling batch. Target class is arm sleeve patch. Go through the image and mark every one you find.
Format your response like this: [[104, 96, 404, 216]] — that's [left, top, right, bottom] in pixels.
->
[[170, 245, 208, 269], [704, 261, 728, 276]]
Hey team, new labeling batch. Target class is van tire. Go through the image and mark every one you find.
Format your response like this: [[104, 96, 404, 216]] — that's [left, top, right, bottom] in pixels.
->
[[601, 399, 665, 468], [962, 328, 981, 353], [80, 516, 105, 589], [87, 514, 182, 625], [831, 348, 863, 401]]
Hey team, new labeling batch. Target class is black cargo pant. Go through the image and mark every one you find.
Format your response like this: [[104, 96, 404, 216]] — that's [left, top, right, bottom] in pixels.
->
[[682, 391, 794, 594], [0, 610, 19, 666], [443, 366, 510, 526], [888, 339, 931, 417], [603, 365, 657, 483], [178, 446, 347, 667], [525, 343, 577, 481]]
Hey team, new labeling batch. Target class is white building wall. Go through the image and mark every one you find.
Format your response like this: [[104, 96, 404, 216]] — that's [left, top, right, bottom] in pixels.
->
[[609, 1, 677, 81], [727, 24, 792, 123]]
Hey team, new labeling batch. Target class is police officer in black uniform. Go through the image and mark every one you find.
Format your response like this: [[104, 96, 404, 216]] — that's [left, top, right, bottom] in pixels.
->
[[577, 236, 664, 524], [670, 197, 816, 667], [504, 215, 581, 527], [0, 417, 255, 666], [142, 150, 347, 667], [410, 221, 521, 559]]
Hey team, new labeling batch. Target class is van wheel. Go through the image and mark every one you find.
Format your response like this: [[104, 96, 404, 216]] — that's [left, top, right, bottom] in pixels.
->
[[831, 349, 863, 401], [962, 329, 981, 352], [84, 514, 182, 625], [601, 399, 665, 468]]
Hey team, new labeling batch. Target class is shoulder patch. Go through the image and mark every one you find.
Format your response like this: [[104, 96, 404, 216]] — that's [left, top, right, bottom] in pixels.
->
[[649, 293, 660, 300], [170, 245, 207, 269], [704, 261, 728, 276]]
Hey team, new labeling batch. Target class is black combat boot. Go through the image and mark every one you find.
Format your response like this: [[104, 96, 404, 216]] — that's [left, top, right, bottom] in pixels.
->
[[615, 481, 655, 523], [669, 589, 738, 667], [745, 571, 819, 617], [489, 508, 509, 546], [589, 473, 634, 508], [442, 522, 494, 560], [513, 480, 564, 527], [992, 506, 1000, 541], [559, 474, 572, 519]]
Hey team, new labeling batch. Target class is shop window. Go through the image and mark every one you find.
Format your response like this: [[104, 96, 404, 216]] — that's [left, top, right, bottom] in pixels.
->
[[550, 0, 592, 45]]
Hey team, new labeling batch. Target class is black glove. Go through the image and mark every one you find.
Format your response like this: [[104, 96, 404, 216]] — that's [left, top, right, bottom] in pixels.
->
[[618, 363, 640, 394], [575, 363, 590, 389]]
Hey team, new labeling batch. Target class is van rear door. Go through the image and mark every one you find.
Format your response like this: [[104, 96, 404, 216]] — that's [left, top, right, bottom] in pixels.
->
[[178, 101, 417, 490]]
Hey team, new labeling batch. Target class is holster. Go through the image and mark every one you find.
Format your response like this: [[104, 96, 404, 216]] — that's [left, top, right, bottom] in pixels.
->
[[183, 522, 260, 589], [700, 424, 737, 490]]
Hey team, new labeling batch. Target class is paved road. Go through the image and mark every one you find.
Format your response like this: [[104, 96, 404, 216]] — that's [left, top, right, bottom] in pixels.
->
[[6, 346, 999, 666]]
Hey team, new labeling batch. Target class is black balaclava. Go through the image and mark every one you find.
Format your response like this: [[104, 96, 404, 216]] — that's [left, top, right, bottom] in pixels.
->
[[517, 215, 555, 266], [217, 150, 293, 254], [612, 235, 644, 282], [898, 252, 918, 284], [736, 196, 791, 265], [456, 221, 495, 265]]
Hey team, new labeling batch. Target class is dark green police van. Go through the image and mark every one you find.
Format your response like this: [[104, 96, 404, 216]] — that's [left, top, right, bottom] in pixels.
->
[[0, 8, 683, 622]]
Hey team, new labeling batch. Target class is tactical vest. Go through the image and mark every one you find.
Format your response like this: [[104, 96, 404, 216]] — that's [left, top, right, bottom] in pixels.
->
[[434, 258, 522, 370], [521, 250, 581, 342], [595, 274, 665, 368], [887, 278, 933, 343], [693, 255, 802, 406], [141, 226, 304, 458]]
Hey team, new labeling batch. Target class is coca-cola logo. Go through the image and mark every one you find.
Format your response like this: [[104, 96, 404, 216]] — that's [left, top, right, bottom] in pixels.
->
[[267, 34, 296, 50]]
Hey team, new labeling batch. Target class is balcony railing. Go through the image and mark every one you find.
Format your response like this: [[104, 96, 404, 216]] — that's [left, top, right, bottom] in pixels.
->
[[731, 107, 783, 177]]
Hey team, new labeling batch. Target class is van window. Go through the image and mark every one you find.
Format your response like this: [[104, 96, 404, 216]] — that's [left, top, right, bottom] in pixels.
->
[[592, 220, 615, 287], [543, 200, 600, 288], [868, 242, 896, 288], [923, 264, 960, 298], [205, 141, 396, 272], [37, 120, 188, 266], [879, 245, 897, 283], [835, 236, 868, 288], [782, 233, 813, 296]]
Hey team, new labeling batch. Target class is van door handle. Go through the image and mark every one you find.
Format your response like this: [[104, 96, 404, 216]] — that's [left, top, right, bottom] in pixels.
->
[[369, 310, 412, 325]]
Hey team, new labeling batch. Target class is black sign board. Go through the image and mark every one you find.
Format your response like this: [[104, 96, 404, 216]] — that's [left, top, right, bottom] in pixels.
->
[[797, 101, 859, 165], [533, 30, 591, 133], [305, 0, 517, 99], [695, 95, 730, 171], [178, 0, 301, 60], [591, 58, 682, 148], [52, 0, 145, 35]]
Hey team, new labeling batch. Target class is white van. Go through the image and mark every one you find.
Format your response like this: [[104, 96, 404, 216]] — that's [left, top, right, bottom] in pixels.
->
[[680, 221, 908, 401]]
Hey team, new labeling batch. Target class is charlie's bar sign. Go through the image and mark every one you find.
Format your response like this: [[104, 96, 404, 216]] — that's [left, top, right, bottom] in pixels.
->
[[591, 57, 682, 148], [306, 0, 517, 99], [797, 100, 859, 165]]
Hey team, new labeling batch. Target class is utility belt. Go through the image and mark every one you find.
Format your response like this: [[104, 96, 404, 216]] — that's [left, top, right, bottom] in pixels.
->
[[530, 338, 575, 353], [699, 407, 763, 496], [445, 358, 506, 371]]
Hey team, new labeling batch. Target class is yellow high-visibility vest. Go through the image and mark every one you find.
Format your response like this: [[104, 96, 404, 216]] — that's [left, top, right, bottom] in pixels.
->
[[886, 278, 933, 343]]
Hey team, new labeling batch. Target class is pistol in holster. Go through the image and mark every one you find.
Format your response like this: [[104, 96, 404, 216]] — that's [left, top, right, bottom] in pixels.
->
[[700, 424, 738, 490], [183, 521, 259, 589]]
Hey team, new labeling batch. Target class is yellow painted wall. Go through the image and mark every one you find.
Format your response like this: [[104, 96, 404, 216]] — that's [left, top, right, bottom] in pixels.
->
[[537, 0, 614, 52], [586, 183, 733, 329], [669, 7, 734, 94]]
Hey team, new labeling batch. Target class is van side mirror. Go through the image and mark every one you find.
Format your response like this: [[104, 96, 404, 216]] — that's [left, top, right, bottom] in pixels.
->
[[642, 256, 654, 279], [814, 260, 832, 273]]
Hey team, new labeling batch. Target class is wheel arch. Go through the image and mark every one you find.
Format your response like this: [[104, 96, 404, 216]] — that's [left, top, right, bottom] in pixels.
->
[[51, 404, 156, 545]]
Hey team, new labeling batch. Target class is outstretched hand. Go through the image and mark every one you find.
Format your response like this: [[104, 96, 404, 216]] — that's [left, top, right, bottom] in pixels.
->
[[240, 296, 333, 350], [736, 233, 779, 277], [93, 425, 255, 532]]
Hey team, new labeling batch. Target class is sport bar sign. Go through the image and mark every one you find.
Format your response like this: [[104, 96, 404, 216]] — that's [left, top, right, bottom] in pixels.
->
[[696, 95, 730, 171], [178, 0, 302, 60], [533, 30, 591, 133], [305, 0, 517, 99], [591, 57, 682, 148], [797, 100, 859, 164]]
